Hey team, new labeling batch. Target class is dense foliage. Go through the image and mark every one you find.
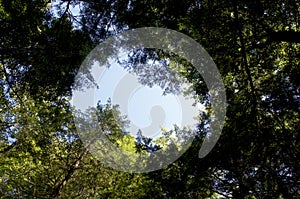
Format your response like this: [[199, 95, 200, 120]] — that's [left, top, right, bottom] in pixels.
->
[[0, 0, 299, 198]]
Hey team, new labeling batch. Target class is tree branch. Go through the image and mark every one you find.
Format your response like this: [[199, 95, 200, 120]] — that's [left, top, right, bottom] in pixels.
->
[[52, 147, 89, 198], [233, 0, 260, 130], [0, 142, 17, 154], [61, 0, 72, 17]]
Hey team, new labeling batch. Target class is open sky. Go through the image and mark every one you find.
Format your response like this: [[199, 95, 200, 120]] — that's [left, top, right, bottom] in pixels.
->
[[72, 58, 203, 138]]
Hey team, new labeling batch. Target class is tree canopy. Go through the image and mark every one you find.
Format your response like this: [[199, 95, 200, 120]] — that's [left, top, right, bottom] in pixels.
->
[[0, 0, 299, 198]]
